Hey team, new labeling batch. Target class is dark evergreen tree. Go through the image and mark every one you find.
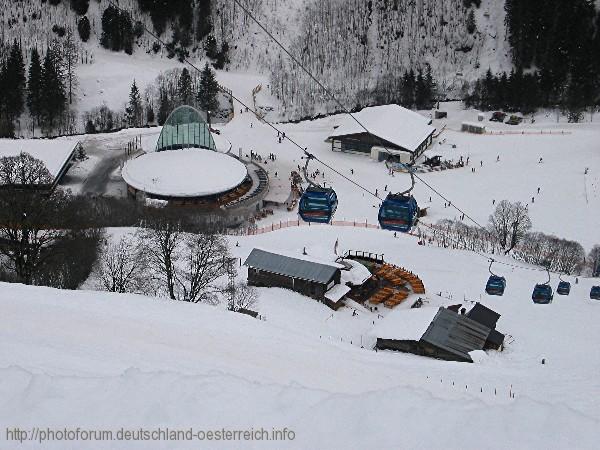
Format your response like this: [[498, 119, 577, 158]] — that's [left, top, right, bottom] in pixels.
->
[[400, 70, 416, 108], [27, 48, 43, 123], [119, 11, 134, 55], [100, 6, 134, 54], [503, 0, 599, 112], [204, 35, 218, 59], [414, 69, 428, 109], [466, 9, 476, 34], [126, 80, 143, 127], [77, 16, 91, 42], [157, 89, 171, 126], [0, 59, 15, 137], [196, 0, 213, 41], [100, 6, 120, 51], [146, 104, 155, 124], [214, 42, 230, 70], [178, 68, 194, 106], [4, 41, 26, 120], [69, 0, 89, 16], [40, 47, 67, 133], [197, 63, 219, 113]]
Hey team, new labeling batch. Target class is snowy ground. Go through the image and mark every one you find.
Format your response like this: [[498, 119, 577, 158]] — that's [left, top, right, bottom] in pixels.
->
[[1, 50, 600, 448], [217, 95, 600, 250], [2, 225, 600, 449]]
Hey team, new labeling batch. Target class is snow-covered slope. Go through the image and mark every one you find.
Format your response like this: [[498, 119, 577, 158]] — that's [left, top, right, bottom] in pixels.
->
[[220, 0, 512, 118], [2, 226, 600, 449]]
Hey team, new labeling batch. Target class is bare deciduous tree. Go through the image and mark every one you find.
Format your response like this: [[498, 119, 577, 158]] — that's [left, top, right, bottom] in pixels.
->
[[0, 152, 53, 186], [98, 233, 146, 293], [588, 245, 600, 277], [174, 233, 231, 303], [489, 200, 531, 254], [0, 154, 72, 284], [229, 282, 258, 312], [142, 219, 182, 300]]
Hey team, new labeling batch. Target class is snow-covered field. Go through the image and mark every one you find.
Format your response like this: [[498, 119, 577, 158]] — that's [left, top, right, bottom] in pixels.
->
[[1, 42, 600, 449], [2, 226, 600, 449], [218, 96, 600, 250]]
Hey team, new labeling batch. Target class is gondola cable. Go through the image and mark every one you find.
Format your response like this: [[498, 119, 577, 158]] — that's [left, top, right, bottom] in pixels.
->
[[231, 0, 488, 231], [109, 1, 556, 277]]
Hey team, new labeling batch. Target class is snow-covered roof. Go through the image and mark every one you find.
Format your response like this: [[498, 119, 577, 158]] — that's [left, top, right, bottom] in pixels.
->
[[244, 248, 341, 284], [325, 284, 351, 302], [328, 105, 435, 153], [0, 137, 79, 181], [371, 307, 439, 341], [252, 248, 344, 269], [122, 149, 248, 197], [341, 260, 372, 286]]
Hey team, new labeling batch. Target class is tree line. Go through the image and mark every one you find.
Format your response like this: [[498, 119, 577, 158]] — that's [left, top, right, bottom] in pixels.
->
[[0, 152, 256, 310], [84, 63, 221, 133], [98, 1, 228, 65], [466, 0, 600, 119], [0, 40, 71, 137], [423, 200, 598, 277], [96, 224, 257, 312]]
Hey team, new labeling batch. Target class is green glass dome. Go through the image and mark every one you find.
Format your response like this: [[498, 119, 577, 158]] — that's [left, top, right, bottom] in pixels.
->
[[156, 105, 217, 152]]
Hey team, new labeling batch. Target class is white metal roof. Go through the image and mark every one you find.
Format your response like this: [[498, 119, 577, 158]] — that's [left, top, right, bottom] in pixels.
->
[[328, 104, 435, 153]]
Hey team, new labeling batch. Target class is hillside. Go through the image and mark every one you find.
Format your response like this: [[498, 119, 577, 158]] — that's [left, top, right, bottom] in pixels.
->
[[1, 0, 511, 124], [2, 225, 600, 449]]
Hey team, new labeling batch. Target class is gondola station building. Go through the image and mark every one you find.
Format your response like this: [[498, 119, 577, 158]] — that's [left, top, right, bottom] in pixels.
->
[[327, 104, 436, 164], [122, 106, 269, 213]]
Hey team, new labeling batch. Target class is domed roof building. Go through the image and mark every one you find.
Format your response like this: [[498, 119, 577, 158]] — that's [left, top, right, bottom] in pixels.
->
[[156, 105, 217, 152], [122, 105, 269, 225]]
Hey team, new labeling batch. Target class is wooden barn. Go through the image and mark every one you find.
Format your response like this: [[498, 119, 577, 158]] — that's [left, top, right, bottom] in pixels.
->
[[374, 304, 504, 363], [327, 104, 435, 164], [244, 248, 348, 310]]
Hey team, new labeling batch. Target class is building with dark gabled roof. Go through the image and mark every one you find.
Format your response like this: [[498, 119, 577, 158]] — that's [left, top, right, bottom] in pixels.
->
[[373, 305, 503, 363], [467, 303, 505, 350], [244, 248, 345, 309], [467, 302, 500, 329], [419, 308, 491, 362]]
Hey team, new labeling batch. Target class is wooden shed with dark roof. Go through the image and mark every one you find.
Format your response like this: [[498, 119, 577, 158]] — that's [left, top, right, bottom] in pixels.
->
[[244, 248, 345, 309]]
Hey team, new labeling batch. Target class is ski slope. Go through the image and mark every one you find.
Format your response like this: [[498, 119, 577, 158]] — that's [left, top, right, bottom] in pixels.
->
[[2, 226, 600, 449], [211, 91, 600, 250]]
